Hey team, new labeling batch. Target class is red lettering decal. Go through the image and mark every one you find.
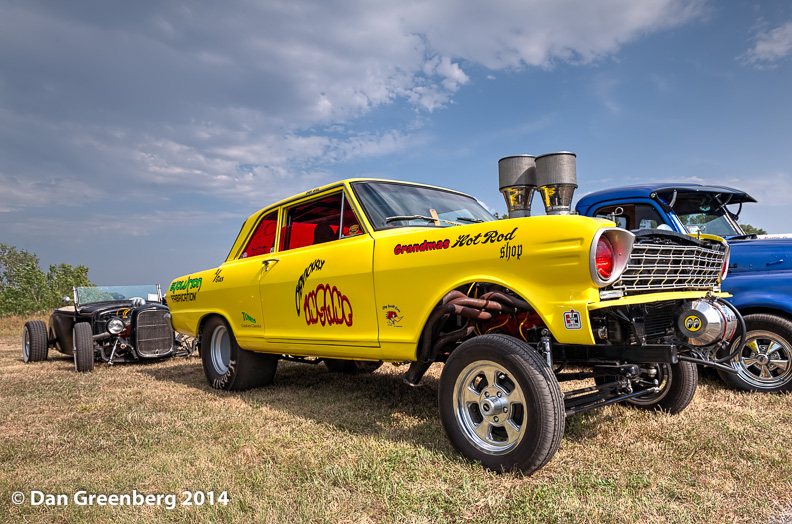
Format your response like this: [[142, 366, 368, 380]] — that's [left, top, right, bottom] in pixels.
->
[[303, 284, 354, 327]]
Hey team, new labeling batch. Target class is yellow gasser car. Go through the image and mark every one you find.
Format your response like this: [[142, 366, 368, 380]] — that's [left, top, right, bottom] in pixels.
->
[[168, 152, 744, 474]]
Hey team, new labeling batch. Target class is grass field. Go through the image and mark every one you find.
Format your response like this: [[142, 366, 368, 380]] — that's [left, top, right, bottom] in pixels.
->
[[1, 316, 791, 523]]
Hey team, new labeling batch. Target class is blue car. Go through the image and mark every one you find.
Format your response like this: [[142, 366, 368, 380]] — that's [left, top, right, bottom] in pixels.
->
[[577, 184, 792, 393]]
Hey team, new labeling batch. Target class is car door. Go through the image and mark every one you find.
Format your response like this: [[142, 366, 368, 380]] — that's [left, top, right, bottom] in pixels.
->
[[258, 188, 380, 353]]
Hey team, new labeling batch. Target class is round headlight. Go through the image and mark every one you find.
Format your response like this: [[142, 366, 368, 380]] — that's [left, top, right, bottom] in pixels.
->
[[107, 317, 125, 334]]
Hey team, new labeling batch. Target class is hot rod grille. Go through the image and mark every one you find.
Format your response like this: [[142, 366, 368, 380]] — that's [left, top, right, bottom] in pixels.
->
[[612, 243, 724, 294], [136, 309, 174, 357]]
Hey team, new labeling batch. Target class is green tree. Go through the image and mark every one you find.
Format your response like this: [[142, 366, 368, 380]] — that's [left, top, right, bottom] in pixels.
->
[[0, 243, 91, 316], [47, 263, 91, 305], [740, 223, 767, 235]]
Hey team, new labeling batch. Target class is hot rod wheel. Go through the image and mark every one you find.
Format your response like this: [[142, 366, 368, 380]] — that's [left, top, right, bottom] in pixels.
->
[[201, 316, 278, 391], [717, 313, 792, 393], [438, 334, 565, 474], [22, 320, 48, 362], [73, 323, 94, 372]]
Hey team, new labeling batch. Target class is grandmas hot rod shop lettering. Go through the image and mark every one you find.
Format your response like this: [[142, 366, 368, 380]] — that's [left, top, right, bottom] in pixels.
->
[[394, 239, 450, 255], [304, 284, 353, 326], [451, 227, 518, 248]]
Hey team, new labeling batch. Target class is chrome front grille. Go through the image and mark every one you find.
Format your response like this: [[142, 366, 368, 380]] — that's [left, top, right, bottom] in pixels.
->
[[136, 309, 174, 357], [611, 242, 725, 294]]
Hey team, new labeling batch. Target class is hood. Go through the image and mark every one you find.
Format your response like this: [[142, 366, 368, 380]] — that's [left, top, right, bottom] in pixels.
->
[[728, 237, 792, 273]]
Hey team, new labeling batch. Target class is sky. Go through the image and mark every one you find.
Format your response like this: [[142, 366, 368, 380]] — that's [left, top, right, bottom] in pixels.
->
[[1, 0, 791, 288]]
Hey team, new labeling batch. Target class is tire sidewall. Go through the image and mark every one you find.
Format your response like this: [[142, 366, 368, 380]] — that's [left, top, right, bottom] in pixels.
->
[[22, 325, 31, 363], [73, 322, 94, 372], [201, 317, 239, 390], [438, 334, 562, 472]]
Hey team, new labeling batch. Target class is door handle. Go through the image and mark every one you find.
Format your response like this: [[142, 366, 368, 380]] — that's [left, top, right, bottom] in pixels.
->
[[262, 259, 280, 272]]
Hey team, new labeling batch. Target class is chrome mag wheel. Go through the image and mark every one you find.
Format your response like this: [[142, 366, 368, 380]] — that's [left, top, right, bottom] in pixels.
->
[[453, 361, 527, 455]]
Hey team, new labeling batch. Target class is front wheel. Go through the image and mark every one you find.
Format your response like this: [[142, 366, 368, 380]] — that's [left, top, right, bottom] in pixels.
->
[[438, 334, 565, 475], [623, 361, 697, 414], [22, 321, 49, 362], [73, 323, 94, 372], [717, 313, 792, 393], [201, 316, 278, 391]]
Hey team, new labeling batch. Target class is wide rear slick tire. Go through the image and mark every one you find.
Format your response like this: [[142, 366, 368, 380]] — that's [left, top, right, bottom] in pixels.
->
[[202, 316, 278, 391], [438, 334, 565, 475], [22, 321, 49, 362], [716, 313, 792, 393], [73, 323, 94, 372]]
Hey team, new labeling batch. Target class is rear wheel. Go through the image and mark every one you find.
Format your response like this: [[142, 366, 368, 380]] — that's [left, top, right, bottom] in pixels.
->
[[73, 323, 94, 372], [717, 314, 792, 393], [324, 359, 383, 374], [201, 316, 278, 391], [22, 321, 48, 362], [438, 334, 565, 475]]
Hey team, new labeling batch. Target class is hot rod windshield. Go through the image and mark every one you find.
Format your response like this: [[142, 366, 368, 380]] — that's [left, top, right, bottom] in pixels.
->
[[75, 285, 162, 307], [351, 181, 495, 230]]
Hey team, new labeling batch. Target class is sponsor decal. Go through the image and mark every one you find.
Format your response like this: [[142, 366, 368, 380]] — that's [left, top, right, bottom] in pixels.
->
[[500, 242, 522, 261], [213, 269, 224, 283], [304, 284, 353, 326], [169, 276, 202, 302], [241, 311, 261, 328], [295, 259, 326, 316], [347, 224, 360, 235], [685, 315, 702, 332], [394, 239, 450, 255], [563, 309, 582, 330], [451, 227, 518, 248], [382, 305, 403, 327]]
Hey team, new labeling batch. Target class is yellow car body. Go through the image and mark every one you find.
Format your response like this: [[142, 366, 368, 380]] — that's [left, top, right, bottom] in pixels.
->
[[167, 177, 741, 475], [168, 178, 729, 361]]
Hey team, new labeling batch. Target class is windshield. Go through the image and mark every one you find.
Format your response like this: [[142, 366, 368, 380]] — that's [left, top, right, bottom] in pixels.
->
[[75, 285, 162, 307], [351, 181, 495, 229], [669, 193, 745, 237]]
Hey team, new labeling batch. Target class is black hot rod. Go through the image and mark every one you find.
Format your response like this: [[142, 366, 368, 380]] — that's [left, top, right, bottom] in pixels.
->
[[22, 285, 194, 372]]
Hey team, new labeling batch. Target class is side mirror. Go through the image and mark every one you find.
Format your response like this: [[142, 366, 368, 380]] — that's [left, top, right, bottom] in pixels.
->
[[62, 296, 72, 304]]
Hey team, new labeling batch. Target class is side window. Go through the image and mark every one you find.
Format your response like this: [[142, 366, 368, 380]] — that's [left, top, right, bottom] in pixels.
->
[[242, 210, 278, 258], [595, 204, 667, 231], [279, 192, 341, 251], [635, 204, 665, 230], [341, 196, 363, 237], [595, 205, 632, 229]]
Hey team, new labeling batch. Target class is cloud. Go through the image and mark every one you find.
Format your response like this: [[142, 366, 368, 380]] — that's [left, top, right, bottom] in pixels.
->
[[0, 0, 707, 213], [730, 172, 792, 207], [8, 209, 247, 239], [739, 20, 792, 67]]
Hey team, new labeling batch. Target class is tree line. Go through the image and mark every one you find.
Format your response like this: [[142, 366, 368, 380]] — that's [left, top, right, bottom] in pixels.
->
[[0, 243, 91, 317]]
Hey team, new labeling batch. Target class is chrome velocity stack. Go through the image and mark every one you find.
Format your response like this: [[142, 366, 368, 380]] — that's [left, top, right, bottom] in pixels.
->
[[535, 152, 577, 215], [498, 155, 537, 219]]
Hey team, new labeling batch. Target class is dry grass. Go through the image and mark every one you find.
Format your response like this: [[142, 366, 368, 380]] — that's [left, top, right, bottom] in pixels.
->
[[0, 313, 50, 338], [1, 316, 791, 523]]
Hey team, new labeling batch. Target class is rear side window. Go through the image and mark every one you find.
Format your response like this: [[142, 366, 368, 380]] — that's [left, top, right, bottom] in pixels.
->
[[241, 210, 278, 258]]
